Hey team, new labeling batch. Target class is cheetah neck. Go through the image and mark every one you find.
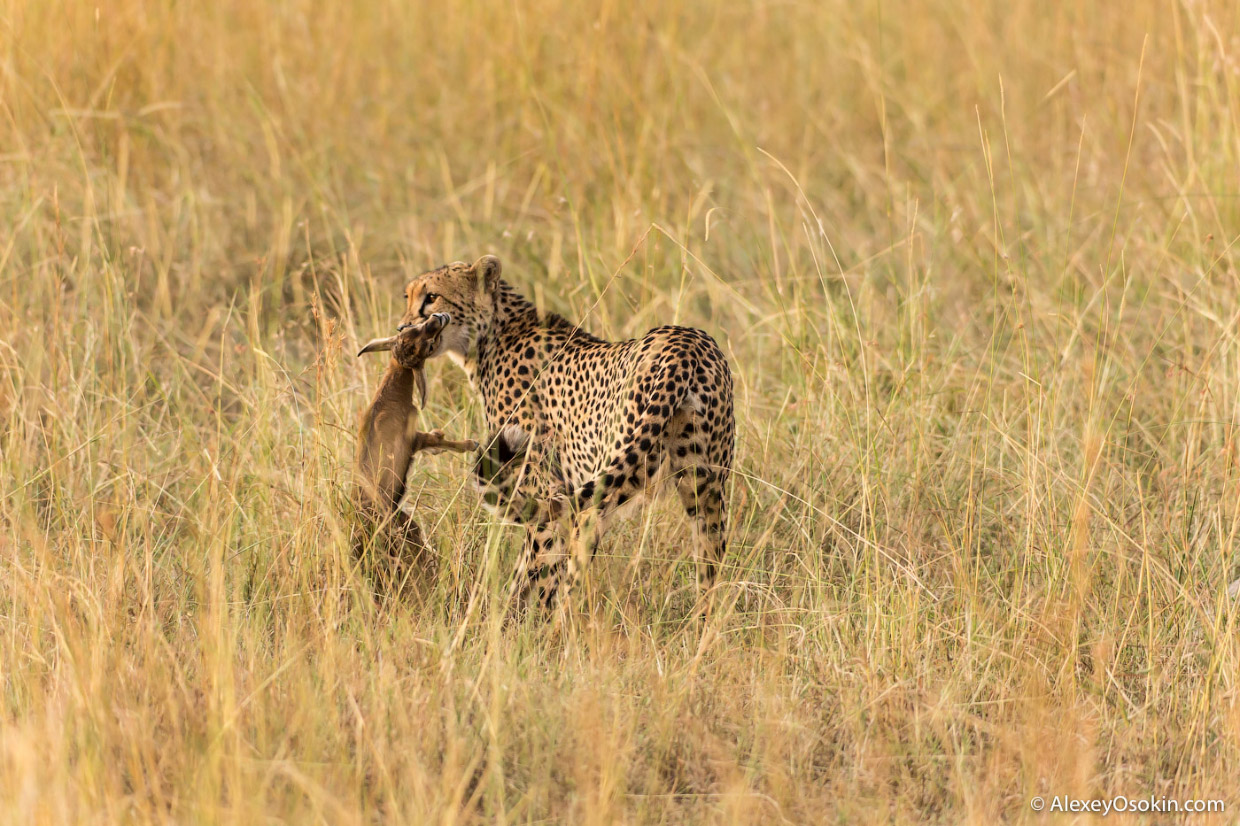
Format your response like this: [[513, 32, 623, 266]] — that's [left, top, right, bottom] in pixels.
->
[[458, 282, 536, 411], [492, 282, 540, 328]]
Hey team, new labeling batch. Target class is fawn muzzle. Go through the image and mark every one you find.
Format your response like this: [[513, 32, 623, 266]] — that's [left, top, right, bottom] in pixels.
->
[[358, 313, 451, 358]]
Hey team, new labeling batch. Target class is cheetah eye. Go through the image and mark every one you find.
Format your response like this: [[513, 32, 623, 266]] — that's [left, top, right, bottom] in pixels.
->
[[420, 293, 439, 315]]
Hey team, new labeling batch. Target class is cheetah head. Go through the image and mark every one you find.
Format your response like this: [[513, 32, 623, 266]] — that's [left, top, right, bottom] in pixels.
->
[[398, 255, 502, 367]]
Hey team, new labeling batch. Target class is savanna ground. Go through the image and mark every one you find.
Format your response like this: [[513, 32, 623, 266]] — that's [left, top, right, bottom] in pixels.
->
[[2, 0, 1240, 822]]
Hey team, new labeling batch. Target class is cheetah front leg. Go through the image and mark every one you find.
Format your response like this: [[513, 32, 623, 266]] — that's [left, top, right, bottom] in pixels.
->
[[507, 519, 569, 614], [473, 429, 569, 617]]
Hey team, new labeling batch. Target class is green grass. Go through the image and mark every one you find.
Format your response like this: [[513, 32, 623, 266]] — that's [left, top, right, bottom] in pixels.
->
[[2, 0, 1240, 822]]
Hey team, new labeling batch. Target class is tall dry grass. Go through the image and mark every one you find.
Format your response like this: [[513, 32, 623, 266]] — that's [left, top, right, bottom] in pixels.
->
[[2, 0, 1240, 822]]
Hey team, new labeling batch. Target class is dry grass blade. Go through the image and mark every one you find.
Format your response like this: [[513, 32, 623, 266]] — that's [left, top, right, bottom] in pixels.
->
[[1, 0, 1238, 823]]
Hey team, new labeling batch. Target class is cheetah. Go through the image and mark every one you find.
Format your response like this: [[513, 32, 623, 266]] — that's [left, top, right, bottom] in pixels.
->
[[396, 255, 735, 614], [353, 312, 477, 596]]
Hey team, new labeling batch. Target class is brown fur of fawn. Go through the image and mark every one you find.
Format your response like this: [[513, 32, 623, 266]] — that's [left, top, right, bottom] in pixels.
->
[[353, 313, 476, 598]]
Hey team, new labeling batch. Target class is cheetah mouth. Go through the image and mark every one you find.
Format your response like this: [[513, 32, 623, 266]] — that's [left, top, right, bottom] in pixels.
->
[[357, 313, 451, 357]]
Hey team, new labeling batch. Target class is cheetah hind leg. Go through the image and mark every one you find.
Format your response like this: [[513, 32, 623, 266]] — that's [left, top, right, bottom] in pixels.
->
[[675, 468, 728, 616], [551, 395, 680, 617]]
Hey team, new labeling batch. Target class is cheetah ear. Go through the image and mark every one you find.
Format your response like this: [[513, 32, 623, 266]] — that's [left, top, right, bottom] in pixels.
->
[[473, 255, 502, 294]]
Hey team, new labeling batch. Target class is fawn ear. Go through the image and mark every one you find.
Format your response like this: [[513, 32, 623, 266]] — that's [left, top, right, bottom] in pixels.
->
[[473, 255, 501, 294], [358, 335, 397, 357], [413, 369, 427, 408]]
